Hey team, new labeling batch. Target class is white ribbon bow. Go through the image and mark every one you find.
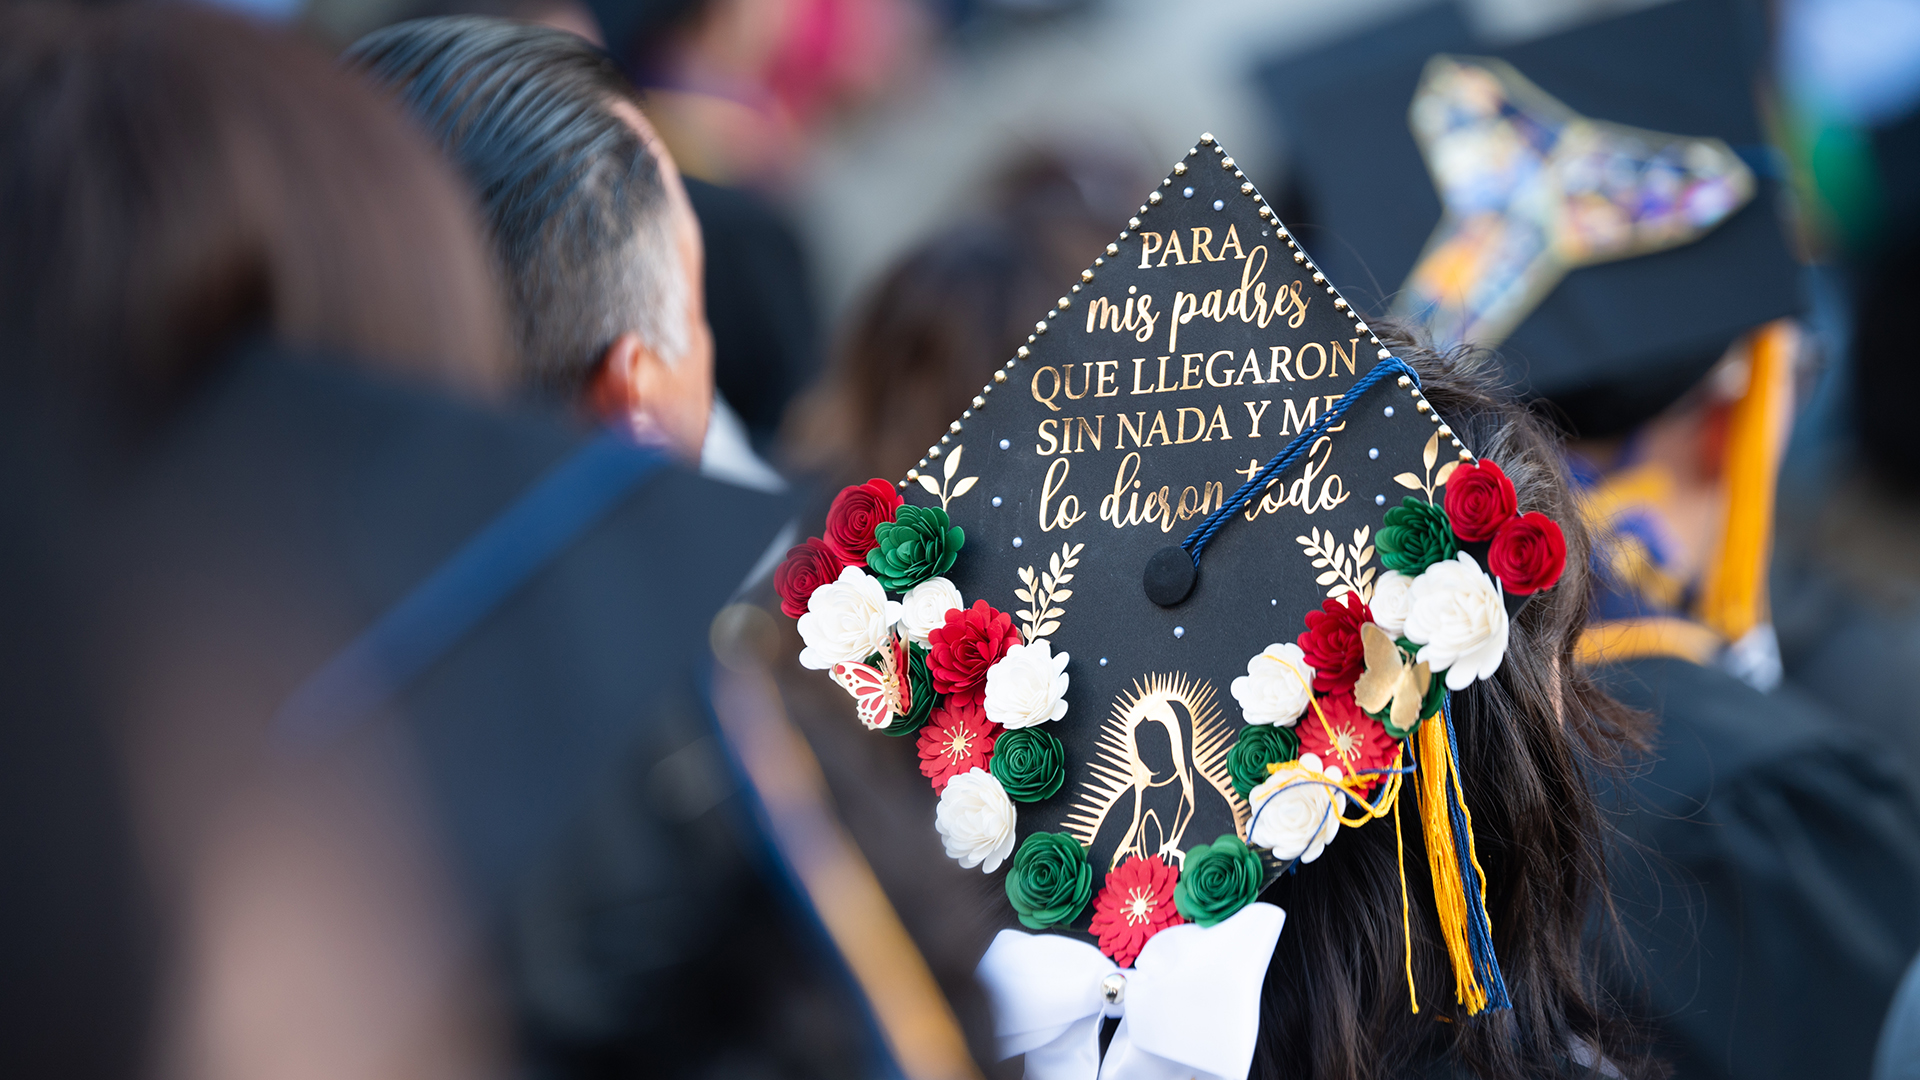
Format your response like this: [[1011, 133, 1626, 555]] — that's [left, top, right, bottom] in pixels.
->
[[976, 902, 1286, 1080]]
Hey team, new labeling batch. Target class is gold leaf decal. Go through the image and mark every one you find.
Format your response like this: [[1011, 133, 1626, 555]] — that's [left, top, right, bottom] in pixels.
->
[[923, 444, 979, 510], [1423, 429, 1440, 471], [1014, 541, 1083, 644], [1396, 431, 1456, 502], [1296, 525, 1377, 603]]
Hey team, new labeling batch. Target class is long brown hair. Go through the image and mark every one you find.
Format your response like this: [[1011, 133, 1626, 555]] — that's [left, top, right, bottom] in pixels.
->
[[0, 3, 511, 417], [1253, 326, 1655, 1080]]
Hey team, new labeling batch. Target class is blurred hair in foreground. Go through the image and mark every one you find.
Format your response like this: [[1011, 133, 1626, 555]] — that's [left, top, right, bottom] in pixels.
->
[[0, 1, 509, 419]]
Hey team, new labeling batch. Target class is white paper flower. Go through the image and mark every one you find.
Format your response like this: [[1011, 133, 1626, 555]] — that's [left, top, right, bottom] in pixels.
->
[[935, 768, 1017, 872], [1247, 753, 1345, 863], [983, 640, 1070, 729], [1229, 643, 1316, 727], [1403, 553, 1510, 691], [897, 576, 963, 647], [1368, 570, 1416, 637], [797, 565, 902, 670]]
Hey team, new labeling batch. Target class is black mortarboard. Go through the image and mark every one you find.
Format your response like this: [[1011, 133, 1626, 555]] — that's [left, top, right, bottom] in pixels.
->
[[777, 133, 1574, 1072], [1259, 0, 1803, 437]]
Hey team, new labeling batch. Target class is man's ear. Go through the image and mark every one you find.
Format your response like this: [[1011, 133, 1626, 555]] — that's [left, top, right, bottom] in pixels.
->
[[586, 332, 673, 444]]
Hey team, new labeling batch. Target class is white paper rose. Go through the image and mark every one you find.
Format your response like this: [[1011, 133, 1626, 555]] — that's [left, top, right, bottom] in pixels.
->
[[1247, 753, 1345, 863], [897, 576, 963, 647], [1368, 570, 1416, 637], [983, 640, 1071, 729], [1229, 643, 1316, 726], [935, 768, 1017, 872], [797, 565, 902, 670], [1403, 553, 1510, 690]]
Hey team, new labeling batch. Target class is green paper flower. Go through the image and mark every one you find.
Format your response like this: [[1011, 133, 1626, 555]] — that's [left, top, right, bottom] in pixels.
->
[[1227, 725, 1299, 799], [883, 643, 937, 737], [989, 727, 1066, 801], [1173, 834, 1264, 927], [1006, 832, 1093, 930], [1377, 497, 1458, 575], [867, 505, 964, 592]]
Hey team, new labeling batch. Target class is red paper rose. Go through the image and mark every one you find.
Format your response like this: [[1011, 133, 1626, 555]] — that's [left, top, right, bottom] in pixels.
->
[[773, 536, 842, 619], [926, 600, 1021, 707], [824, 478, 904, 567], [1443, 458, 1518, 542], [1488, 511, 1567, 595], [1297, 593, 1372, 694], [916, 699, 999, 792], [1297, 691, 1400, 794], [1089, 854, 1186, 967]]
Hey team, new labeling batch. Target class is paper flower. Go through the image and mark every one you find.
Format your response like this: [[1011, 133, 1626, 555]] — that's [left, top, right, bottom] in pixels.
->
[[1404, 552, 1511, 690], [1297, 691, 1400, 793], [1368, 570, 1416, 637], [1229, 643, 1316, 727], [1377, 497, 1459, 575], [1297, 593, 1373, 694], [1488, 511, 1567, 595], [1442, 458, 1518, 541], [1088, 854, 1186, 966], [1248, 754, 1345, 864], [1173, 834, 1264, 927], [983, 640, 1071, 729], [1227, 724, 1300, 799], [916, 699, 997, 792], [898, 576, 963, 647], [824, 477, 903, 567], [797, 566, 902, 670], [989, 727, 1066, 802], [774, 536, 841, 620], [882, 643, 937, 737], [867, 504, 964, 592], [1005, 832, 1093, 930], [934, 768, 1017, 872], [926, 600, 1021, 706]]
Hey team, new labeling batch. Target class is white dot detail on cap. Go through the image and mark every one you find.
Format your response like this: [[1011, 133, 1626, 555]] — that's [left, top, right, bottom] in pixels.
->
[[999, 438, 1010, 450], [1270, 598, 1277, 606], [992, 496, 1002, 507], [1384, 406, 1395, 417], [1099, 658, 1109, 667], [1012, 537, 1023, 548], [1174, 626, 1186, 639], [1183, 186, 1194, 198], [1212, 199, 1224, 211], [1376, 494, 1387, 506], [1369, 448, 1379, 460]]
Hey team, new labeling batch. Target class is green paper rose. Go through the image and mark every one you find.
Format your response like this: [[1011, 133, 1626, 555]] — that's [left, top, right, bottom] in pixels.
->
[[867, 505, 964, 592], [1377, 497, 1459, 575], [1173, 834, 1264, 927], [989, 727, 1066, 801], [1227, 725, 1299, 799], [883, 643, 937, 736], [1006, 832, 1093, 930]]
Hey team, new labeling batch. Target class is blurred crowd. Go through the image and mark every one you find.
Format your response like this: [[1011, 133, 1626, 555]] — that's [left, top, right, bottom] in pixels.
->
[[7, 0, 1920, 1078]]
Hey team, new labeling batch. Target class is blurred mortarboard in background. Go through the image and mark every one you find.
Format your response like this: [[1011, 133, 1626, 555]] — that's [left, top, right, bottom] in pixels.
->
[[1259, 0, 1804, 438]]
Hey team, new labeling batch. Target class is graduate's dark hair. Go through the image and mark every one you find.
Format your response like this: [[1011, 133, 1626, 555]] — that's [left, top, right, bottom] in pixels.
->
[[1252, 325, 1658, 1080], [346, 17, 679, 399], [0, 3, 511, 418]]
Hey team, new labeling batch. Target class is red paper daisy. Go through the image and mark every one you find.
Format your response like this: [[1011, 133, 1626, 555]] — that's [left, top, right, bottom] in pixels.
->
[[1088, 854, 1186, 967], [1298, 691, 1400, 794], [916, 699, 998, 792]]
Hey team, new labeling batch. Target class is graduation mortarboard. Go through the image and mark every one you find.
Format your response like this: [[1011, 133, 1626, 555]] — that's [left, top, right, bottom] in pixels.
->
[[1260, 0, 1803, 437], [774, 135, 1572, 1078]]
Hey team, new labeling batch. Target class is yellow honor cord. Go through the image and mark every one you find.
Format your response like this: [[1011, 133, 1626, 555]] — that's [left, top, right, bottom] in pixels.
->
[[1394, 787, 1418, 1013], [1414, 717, 1491, 1014]]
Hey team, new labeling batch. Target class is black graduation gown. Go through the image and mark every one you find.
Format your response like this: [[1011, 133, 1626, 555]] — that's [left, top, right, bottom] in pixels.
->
[[1595, 655, 1920, 1080], [0, 345, 888, 1078]]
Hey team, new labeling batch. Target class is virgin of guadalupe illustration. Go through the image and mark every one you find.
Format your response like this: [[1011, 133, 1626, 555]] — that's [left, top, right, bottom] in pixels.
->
[[1064, 673, 1244, 870]]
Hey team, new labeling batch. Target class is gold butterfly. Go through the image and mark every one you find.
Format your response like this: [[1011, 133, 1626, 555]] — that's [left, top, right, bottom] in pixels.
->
[[1353, 623, 1433, 737]]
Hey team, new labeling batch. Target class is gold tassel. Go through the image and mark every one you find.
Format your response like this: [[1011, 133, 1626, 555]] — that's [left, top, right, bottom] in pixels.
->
[[1414, 718, 1488, 1014]]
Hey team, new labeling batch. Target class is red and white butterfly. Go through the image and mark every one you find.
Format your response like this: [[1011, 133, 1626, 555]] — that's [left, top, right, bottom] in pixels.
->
[[831, 635, 913, 731]]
